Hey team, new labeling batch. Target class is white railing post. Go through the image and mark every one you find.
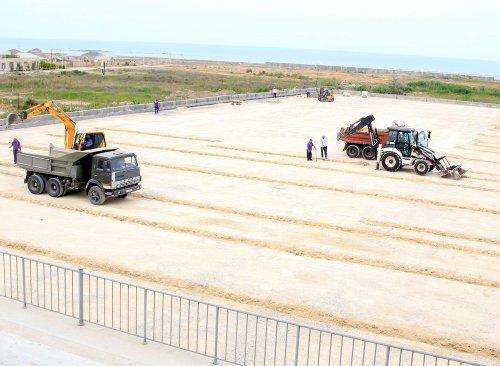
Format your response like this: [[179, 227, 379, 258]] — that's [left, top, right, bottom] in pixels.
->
[[78, 268, 84, 326], [213, 306, 220, 365], [21, 257, 27, 308]]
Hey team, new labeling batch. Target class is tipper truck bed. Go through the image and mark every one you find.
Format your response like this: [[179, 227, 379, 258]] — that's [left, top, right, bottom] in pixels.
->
[[17, 145, 141, 205]]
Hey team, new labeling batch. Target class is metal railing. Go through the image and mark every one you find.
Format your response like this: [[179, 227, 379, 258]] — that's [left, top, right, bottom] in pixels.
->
[[0, 250, 487, 366]]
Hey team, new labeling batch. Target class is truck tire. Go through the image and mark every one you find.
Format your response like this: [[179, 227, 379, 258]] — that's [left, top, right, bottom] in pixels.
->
[[381, 152, 401, 172], [346, 145, 360, 158], [47, 178, 64, 197], [362, 146, 376, 160], [27, 174, 45, 195], [414, 159, 430, 176], [88, 186, 106, 205]]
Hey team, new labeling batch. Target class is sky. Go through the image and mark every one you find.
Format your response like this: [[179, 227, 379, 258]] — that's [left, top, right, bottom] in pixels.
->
[[2, 0, 499, 61]]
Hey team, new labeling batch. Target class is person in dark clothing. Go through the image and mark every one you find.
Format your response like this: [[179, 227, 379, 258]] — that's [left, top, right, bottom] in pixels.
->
[[9, 138, 21, 163], [306, 139, 316, 161], [154, 99, 159, 114]]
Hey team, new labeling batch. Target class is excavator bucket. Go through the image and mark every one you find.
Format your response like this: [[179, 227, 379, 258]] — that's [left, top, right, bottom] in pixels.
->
[[6, 113, 20, 128]]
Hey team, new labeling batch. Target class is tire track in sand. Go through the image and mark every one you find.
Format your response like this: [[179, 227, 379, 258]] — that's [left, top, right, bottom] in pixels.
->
[[366, 220, 500, 247], [458, 146, 500, 155], [208, 144, 370, 167], [205, 144, 500, 187], [92, 129, 370, 167], [0, 239, 498, 360], [92, 128, 220, 142], [444, 154, 500, 165], [140, 161, 500, 216], [135, 191, 500, 258], [0, 191, 498, 289], [0, 167, 497, 258], [116, 141, 500, 194]]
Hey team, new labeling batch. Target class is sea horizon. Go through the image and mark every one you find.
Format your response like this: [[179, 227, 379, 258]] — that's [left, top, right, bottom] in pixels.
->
[[1, 38, 499, 78]]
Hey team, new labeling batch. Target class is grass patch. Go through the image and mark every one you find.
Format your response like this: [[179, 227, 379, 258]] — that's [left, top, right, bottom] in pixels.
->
[[0, 68, 497, 115], [350, 80, 499, 103]]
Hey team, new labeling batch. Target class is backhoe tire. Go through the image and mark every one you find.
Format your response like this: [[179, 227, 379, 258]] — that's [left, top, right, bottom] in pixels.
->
[[414, 159, 430, 176], [47, 178, 63, 197], [27, 174, 45, 195], [346, 145, 361, 158], [381, 152, 401, 172], [88, 186, 106, 205], [362, 146, 376, 160]]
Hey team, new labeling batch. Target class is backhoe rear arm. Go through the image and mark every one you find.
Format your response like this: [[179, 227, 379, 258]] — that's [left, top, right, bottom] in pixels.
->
[[21, 100, 76, 149]]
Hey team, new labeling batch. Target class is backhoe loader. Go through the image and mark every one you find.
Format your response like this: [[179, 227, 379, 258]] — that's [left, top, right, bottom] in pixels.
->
[[6, 100, 106, 151]]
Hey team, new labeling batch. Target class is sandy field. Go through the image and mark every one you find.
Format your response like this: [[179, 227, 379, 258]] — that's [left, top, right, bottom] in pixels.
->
[[0, 95, 499, 364]]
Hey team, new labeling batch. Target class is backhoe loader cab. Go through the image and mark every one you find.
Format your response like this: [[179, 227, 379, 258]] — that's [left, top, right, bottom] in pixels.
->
[[380, 127, 465, 178], [73, 131, 107, 151]]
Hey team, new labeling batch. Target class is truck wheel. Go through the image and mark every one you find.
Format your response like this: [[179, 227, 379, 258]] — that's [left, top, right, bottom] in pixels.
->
[[27, 174, 45, 195], [414, 159, 430, 176], [362, 146, 376, 160], [47, 178, 63, 197], [381, 152, 401, 172], [88, 186, 106, 205], [346, 145, 360, 158]]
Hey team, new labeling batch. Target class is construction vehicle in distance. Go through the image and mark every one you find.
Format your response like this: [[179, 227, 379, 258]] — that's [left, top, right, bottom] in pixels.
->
[[337, 115, 388, 160], [17, 145, 141, 205], [380, 126, 466, 178], [7, 100, 106, 151], [318, 88, 335, 102]]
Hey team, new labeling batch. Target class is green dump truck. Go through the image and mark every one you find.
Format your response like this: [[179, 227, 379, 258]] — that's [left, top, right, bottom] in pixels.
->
[[17, 145, 141, 205]]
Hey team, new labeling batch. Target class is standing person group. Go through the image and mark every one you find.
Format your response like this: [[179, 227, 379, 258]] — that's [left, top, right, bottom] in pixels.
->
[[9, 138, 21, 164], [154, 99, 159, 114], [306, 136, 328, 161]]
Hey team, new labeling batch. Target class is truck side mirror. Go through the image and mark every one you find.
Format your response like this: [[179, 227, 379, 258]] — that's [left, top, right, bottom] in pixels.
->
[[428, 131, 431, 139]]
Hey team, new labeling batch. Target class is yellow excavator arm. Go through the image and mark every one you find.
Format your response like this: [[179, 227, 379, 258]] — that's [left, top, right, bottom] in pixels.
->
[[9, 100, 106, 151], [20, 100, 76, 149]]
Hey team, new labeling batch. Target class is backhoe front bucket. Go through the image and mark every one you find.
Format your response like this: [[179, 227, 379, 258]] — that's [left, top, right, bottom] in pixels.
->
[[440, 165, 467, 180]]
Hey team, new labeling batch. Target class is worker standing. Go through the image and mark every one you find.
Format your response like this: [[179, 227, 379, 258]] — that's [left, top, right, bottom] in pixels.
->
[[9, 138, 21, 164], [154, 99, 159, 114], [272, 87, 277, 98], [306, 139, 316, 161], [320, 135, 328, 160]]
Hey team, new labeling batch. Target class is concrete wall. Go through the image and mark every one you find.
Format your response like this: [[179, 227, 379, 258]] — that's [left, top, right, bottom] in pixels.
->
[[266, 62, 495, 81], [0, 88, 315, 130]]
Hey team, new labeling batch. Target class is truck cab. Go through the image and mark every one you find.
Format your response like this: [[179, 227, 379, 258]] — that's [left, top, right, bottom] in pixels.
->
[[87, 150, 141, 204]]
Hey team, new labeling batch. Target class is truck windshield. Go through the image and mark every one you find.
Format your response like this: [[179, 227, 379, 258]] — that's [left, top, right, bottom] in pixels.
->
[[111, 156, 137, 171]]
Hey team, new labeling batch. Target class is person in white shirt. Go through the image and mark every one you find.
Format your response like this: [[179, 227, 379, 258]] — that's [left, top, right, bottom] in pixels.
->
[[320, 136, 328, 159], [272, 87, 277, 98]]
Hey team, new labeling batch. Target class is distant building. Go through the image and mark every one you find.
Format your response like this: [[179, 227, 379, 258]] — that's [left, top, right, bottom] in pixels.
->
[[29, 48, 43, 56], [0, 51, 47, 72]]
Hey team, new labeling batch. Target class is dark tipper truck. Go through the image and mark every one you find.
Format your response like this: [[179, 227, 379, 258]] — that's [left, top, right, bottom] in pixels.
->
[[17, 146, 141, 205]]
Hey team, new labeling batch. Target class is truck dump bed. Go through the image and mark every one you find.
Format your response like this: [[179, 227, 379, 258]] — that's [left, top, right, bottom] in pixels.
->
[[339, 127, 389, 145], [17, 146, 117, 179]]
